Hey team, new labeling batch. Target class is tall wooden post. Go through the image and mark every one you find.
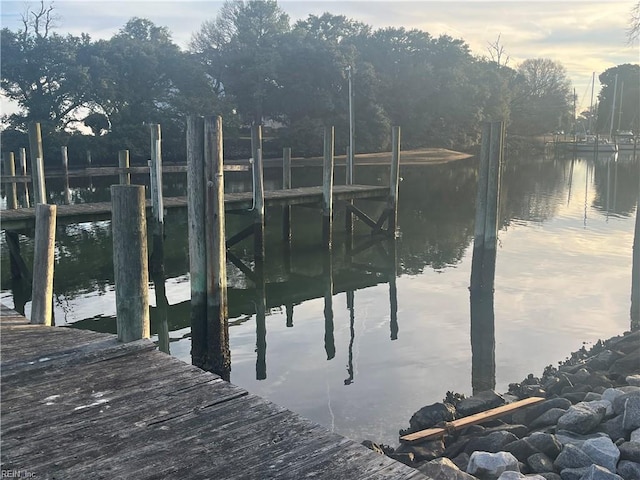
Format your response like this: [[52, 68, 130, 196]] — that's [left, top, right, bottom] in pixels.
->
[[251, 123, 263, 165], [253, 148, 265, 266], [4, 152, 18, 210], [187, 116, 208, 368], [470, 122, 492, 291], [282, 147, 292, 244], [149, 124, 165, 274], [18, 148, 30, 208], [118, 150, 130, 185], [28, 122, 46, 205], [204, 115, 230, 378], [61, 146, 71, 205], [322, 127, 334, 248], [388, 126, 401, 236], [632, 192, 640, 331], [111, 185, 149, 342], [187, 115, 230, 379], [345, 146, 354, 240], [30, 204, 57, 326]]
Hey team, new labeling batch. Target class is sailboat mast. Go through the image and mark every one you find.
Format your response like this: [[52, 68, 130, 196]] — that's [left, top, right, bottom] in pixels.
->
[[609, 74, 618, 139], [588, 72, 595, 134], [617, 81, 624, 132]]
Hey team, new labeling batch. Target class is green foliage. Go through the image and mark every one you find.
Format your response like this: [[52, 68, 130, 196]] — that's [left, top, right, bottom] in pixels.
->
[[596, 64, 640, 134]]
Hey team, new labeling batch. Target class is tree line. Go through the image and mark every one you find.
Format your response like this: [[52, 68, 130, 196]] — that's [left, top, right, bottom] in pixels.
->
[[1, 0, 638, 165]]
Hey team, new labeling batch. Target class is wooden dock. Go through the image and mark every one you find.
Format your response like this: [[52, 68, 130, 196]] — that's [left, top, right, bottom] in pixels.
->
[[1, 184, 388, 231], [0, 305, 425, 479]]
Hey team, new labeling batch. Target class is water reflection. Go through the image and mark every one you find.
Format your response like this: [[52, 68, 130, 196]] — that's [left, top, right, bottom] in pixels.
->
[[1, 152, 638, 444]]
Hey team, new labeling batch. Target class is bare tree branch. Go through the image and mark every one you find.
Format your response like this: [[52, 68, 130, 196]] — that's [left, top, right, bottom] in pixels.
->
[[629, 1, 640, 45]]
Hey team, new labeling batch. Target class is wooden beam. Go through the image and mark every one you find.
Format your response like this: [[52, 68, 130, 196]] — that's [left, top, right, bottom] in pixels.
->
[[400, 396, 545, 443]]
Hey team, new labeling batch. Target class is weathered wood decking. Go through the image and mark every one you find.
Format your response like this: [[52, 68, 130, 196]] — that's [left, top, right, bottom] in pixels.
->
[[1, 305, 425, 479], [0, 185, 388, 231]]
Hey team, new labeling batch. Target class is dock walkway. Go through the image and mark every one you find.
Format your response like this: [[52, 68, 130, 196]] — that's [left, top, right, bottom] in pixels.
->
[[1, 305, 425, 479], [0, 184, 388, 231]]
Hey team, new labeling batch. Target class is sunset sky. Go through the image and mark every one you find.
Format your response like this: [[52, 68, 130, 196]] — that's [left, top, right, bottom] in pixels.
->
[[1, 0, 638, 115]]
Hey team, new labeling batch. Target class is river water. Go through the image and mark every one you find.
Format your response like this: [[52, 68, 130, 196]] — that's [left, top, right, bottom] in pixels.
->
[[1, 149, 637, 446]]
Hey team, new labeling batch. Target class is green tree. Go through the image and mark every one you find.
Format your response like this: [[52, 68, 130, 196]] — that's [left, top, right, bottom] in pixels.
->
[[191, 0, 291, 125], [510, 58, 572, 135], [596, 64, 640, 134], [1, 2, 92, 134]]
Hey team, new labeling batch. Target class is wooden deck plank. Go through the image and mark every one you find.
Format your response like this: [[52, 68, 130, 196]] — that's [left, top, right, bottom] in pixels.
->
[[1, 184, 388, 230], [1, 307, 425, 479]]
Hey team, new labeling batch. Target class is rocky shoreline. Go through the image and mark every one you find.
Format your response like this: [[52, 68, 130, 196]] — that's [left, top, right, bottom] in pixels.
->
[[363, 329, 640, 480]]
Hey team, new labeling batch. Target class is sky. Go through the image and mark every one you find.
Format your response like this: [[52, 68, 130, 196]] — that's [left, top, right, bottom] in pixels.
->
[[1, 0, 638, 115]]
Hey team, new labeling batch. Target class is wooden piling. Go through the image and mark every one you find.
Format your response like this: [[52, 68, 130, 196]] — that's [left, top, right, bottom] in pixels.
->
[[254, 148, 266, 264], [388, 126, 401, 236], [61, 146, 71, 205], [18, 148, 30, 208], [204, 115, 230, 379], [251, 123, 263, 164], [282, 147, 292, 244], [345, 146, 354, 239], [149, 124, 165, 274], [28, 122, 46, 205], [484, 121, 504, 251], [30, 204, 57, 325], [322, 127, 334, 248], [4, 152, 18, 210], [118, 150, 130, 185], [187, 116, 208, 368], [110, 185, 150, 342], [187, 115, 230, 379], [632, 193, 640, 330]]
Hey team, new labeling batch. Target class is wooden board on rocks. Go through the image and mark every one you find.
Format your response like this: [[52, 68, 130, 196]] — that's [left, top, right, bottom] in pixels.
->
[[0, 305, 426, 479], [400, 397, 545, 443]]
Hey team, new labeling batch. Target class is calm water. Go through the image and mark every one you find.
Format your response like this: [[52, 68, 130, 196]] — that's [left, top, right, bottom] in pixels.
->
[[1, 150, 638, 446]]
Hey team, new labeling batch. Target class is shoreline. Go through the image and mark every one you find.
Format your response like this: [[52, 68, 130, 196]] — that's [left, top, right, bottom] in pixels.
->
[[364, 328, 640, 480]]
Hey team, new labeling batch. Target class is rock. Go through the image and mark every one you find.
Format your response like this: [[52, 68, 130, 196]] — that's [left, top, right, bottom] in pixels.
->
[[452, 453, 471, 471], [527, 433, 563, 459], [560, 467, 591, 480], [553, 444, 595, 470], [530, 408, 568, 429], [388, 451, 415, 465], [527, 453, 555, 473], [579, 464, 624, 480], [559, 467, 590, 480], [610, 349, 640, 377], [465, 431, 520, 455], [467, 451, 520, 480], [587, 350, 623, 371], [601, 415, 627, 443], [556, 431, 610, 448], [623, 398, 640, 431], [563, 392, 588, 404], [505, 438, 542, 463], [458, 391, 506, 418], [586, 400, 615, 420], [497, 472, 546, 480], [557, 402, 607, 434], [619, 442, 640, 463], [513, 398, 572, 425], [538, 473, 562, 480], [613, 391, 640, 416], [484, 424, 530, 439], [444, 436, 473, 459], [608, 331, 640, 355], [395, 438, 445, 462], [631, 429, 640, 443], [603, 389, 628, 409], [627, 376, 640, 387], [417, 457, 477, 480], [408, 402, 456, 432], [361, 440, 388, 455], [617, 460, 640, 480], [582, 436, 621, 472], [584, 393, 604, 402]]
